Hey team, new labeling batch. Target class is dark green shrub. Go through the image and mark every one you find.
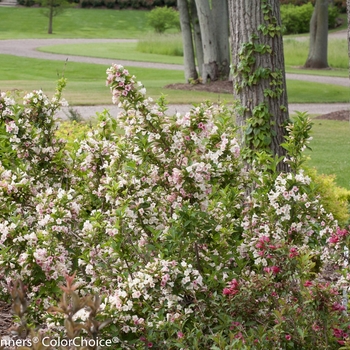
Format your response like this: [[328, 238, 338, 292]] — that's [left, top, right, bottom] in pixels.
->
[[140, 0, 162, 8], [17, 0, 35, 6], [280, 0, 346, 13], [333, 0, 347, 12], [116, 0, 130, 8], [80, 0, 91, 7], [328, 5, 340, 27], [281, 3, 313, 34], [103, 0, 115, 8], [147, 6, 179, 33], [91, 0, 102, 6], [280, 0, 313, 4], [281, 3, 340, 34], [162, 0, 176, 5], [130, 0, 140, 8]]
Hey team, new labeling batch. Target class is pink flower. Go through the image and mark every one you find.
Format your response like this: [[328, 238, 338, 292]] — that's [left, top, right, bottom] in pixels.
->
[[177, 331, 184, 339], [289, 247, 298, 258], [304, 280, 313, 287], [264, 266, 280, 275], [285, 334, 291, 341], [223, 279, 239, 297], [332, 302, 346, 312]]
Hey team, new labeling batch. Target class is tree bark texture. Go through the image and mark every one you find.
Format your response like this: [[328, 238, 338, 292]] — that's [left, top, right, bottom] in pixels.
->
[[190, 0, 204, 78], [195, 0, 219, 83], [347, 0, 350, 75], [48, 4, 54, 34], [213, 0, 230, 79], [304, 0, 329, 68], [194, 0, 230, 83], [178, 0, 198, 82], [229, 0, 289, 171]]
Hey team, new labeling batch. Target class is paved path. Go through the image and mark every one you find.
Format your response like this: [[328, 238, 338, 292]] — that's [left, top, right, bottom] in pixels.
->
[[1, 38, 349, 85], [56, 102, 350, 121], [0, 37, 349, 117]]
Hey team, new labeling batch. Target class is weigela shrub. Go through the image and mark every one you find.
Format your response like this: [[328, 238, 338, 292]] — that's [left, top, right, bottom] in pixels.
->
[[0, 66, 350, 349]]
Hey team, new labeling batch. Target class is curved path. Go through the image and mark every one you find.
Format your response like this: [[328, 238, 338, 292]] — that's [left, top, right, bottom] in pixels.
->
[[0, 38, 349, 117], [1, 38, 349, 86]]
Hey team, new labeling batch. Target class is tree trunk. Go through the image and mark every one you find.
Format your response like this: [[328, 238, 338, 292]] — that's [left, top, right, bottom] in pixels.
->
[[347, 0, 350, 75], [190, 0, 204, 78], [229, 0, 289, 172], [48, 1, 54, 34], [213, 0, 230, 80], [304, 0, 329, 69], [194, 0, 219, 83], [178, 0, 198, 82]]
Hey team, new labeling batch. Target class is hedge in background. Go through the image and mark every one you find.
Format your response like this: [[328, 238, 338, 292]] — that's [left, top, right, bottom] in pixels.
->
[[281, 3, 340, 34]]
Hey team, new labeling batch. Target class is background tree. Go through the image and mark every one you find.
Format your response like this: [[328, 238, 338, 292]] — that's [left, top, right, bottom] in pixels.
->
[[190, 0, 204, 77], [177, 0, 230, 83], [347, 0, 350, 73], [304, 0, 329, 68], [177, 0, 198, 81], [37, 0, 70, 34], [229, 0, 289, 171]]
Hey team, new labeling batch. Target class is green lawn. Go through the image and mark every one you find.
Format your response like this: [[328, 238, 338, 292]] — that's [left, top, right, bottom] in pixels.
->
[[38, 35, 349, 78], [305, 119, 350, 190], [38, 42, 184, 65], [0, 7, 152, 39], [0, 55, 223, 105], [1, 54, 349, 105], [1, 7, 349, 189]]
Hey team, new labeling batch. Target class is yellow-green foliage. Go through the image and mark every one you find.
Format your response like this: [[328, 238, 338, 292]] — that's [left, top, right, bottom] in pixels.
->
[[56, 121, 92, 150], [307, 168, 350, 225]]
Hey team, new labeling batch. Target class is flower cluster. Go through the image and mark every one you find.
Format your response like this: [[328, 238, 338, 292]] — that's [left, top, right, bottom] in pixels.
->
[[223, 278, 239, 296], [0, 68, 349, 349]]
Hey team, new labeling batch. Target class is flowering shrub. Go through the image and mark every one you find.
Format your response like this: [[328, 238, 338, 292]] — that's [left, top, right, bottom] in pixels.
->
[[0, 66, 350, 349]]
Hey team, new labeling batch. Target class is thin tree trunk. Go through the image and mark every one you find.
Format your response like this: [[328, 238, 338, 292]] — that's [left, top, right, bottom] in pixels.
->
[[48, 2, 54, 34], [213, 0, 230, 80], [178, 0, 198, 82], [304, 0, 329, 69], [190, 0, 204, 78], [229, 0, 289, 172], [195, 0, 219, 83], [347, 0, 350, 76]]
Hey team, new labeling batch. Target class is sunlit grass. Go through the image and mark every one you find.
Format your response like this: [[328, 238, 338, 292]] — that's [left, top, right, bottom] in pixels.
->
[[1, 54, 349, 105], [0, 7, 151, 39], [39, 42, 184, 65], [284, 38, 349, 69], [305, 119, 350, 189], [136, 33, 183, 56]]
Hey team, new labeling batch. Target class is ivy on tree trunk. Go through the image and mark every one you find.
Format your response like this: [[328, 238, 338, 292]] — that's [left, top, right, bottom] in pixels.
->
[[229, 0, 290, 173]]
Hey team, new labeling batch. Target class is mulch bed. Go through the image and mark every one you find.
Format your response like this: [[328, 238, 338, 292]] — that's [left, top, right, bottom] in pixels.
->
[[0, 301, 13, 337]]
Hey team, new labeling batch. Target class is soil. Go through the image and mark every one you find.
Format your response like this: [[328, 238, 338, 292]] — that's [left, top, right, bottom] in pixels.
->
[[0, 301, 13, 337], [165, 81, 350, 121]]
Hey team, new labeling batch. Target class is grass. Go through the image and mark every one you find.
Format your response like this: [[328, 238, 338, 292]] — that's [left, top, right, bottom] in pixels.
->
[[136, 33, 183, 56], [38, 32, 349, 77], [0, 55, 223, 105], [0, 7, 152, 39], [1, 54, 349, 105], [38, 41, 184, 65], [286, 80, 350, 103], [284, 38, 349, 70], [286, 66, 349, 78], [305, 119, 350, 190]]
